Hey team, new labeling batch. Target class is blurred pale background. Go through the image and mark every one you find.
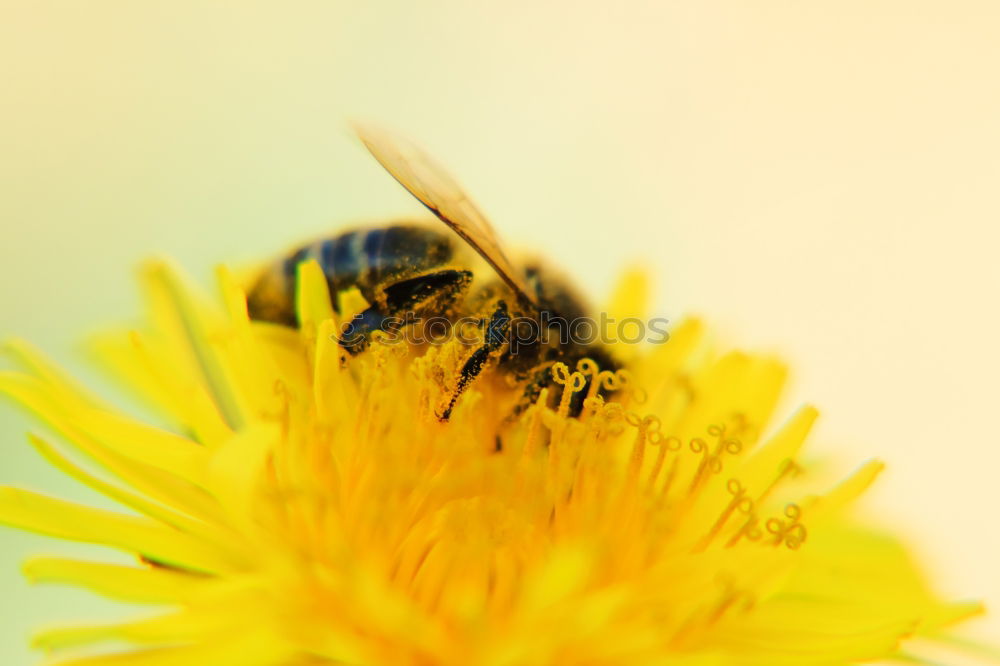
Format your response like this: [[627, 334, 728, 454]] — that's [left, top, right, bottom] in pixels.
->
[[1, 1, 998, 664]]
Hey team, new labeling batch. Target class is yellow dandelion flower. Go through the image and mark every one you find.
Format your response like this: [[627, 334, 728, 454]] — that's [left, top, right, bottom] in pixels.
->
[[0, 259, 984, 666]]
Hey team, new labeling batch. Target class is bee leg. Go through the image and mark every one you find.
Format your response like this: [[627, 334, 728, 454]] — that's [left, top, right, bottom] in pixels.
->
[[438, 300, 511, 421], [381, 269, 473, 315], [337, 270, 473, 355], [337, 306, 389, 355]]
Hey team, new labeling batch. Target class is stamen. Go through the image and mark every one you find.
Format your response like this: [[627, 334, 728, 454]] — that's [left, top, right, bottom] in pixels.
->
[[602, 402, 627, 437], [706, 578, 755, 625], [688, 424, 744, 496], [581, 396, 605, 416], [600, 368, 624, 392], [660, 454, 681, 501], [645, 433, 681, 493], [574, 360, 601, 426], [599, 370, 619, 392], [571, 399, 619, 496], [724, 460, 801, 548], [575, 358, 618, 404], [755, 458, 801, 505], [409, 353, 434, 421], [725, 514, 763, 548], [612, 369, 647, 409], [520, 388, 549, 462], [355, 343, 395, 438], [623, 413, 661, 482], [551, 363, 586, 419], [695, 479, 755, 552], [272, 379, 291, 439], [765, 503, 807, 550], [726, 412, 759, 445], [368, 331, 399, 366], [576, 357, 599, 379]]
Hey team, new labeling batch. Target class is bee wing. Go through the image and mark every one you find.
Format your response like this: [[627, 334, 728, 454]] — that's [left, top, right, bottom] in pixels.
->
[[354, 123, 539, 308]]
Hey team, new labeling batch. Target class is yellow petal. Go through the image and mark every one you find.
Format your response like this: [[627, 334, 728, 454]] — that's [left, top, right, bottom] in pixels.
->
[[4, 339, 106, 410], [737, 405, 818, 502], [0, 487, 240, 573], [805, 458, 885, 524], [33, 600, 269, 651], [295, 258, 336, 330], [0, 372, 208, 484], [23, 556, 202, 604], [26, 434, 222, 544], [87, 329, 232, 447], [141, 261, 251, 431], [43, 628, 292, 666], [206, 423, 278, 524]]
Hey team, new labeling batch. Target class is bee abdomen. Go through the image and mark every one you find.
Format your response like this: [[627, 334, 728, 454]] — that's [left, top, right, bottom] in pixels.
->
[[248, 224, 456, 326]]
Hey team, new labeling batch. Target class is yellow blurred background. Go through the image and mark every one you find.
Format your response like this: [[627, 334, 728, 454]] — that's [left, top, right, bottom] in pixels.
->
[[1, 2, 998, 663]]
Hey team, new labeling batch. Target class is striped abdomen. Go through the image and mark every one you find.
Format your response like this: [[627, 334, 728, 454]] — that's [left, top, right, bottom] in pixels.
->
[[247, 225, 456, 325]]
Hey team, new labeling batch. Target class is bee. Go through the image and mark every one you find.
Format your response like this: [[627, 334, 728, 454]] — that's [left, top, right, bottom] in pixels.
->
[[247, 124, 618, 420]]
